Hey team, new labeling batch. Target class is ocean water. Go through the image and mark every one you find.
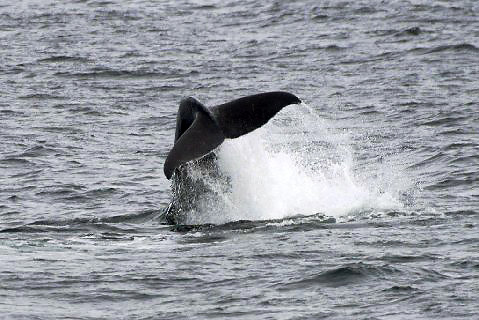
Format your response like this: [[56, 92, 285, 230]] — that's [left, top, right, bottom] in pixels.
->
[[1, 0, 478, 319]]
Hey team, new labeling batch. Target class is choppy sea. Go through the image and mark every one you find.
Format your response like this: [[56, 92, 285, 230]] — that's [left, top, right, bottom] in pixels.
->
[[1, 1, 478, 319]]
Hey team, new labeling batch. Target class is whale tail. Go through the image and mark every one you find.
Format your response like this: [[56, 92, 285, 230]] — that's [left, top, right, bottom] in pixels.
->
[[163, 91, 301, 179]]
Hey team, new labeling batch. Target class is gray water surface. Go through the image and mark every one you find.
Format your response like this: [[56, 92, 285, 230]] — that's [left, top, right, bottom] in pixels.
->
[[1, 1, 479, 319]]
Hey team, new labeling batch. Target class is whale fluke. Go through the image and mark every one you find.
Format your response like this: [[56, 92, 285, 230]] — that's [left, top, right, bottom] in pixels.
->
[[163, 91, 301, 179]]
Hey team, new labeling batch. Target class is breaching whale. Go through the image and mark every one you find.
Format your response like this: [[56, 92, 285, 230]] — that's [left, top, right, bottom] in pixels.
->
[[163, 91, 301, 223]]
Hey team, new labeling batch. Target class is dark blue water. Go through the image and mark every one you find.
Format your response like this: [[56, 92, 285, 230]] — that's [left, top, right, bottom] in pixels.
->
[[1, 1, 478, 319]]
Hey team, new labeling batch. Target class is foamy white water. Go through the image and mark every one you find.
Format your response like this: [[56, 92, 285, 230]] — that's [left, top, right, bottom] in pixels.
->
[[184, 104, 407, 225]]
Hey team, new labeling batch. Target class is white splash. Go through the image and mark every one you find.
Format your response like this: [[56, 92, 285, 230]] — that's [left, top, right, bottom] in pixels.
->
[[184, 103, 407, 225]]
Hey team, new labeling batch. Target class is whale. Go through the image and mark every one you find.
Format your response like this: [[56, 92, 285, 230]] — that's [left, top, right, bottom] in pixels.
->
[[163, 91, 301, 223]]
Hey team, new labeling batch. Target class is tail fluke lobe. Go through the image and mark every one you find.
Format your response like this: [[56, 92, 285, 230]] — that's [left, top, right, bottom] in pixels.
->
[[210, 91, 301, 138], [164, 111, 225, 179]]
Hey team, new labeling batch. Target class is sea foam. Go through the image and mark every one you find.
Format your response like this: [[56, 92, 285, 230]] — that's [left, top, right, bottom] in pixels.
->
[[183, 103, 406, 224]]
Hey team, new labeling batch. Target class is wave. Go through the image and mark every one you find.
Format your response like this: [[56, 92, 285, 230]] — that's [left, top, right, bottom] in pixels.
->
[[420, 116, 471, 127], [339, 42, 479, 66], [0, 210, 162, 234], [423, 43, 479, 54], [394, 26, 422, 37], [279, 263, 401, 290], [38, 56, 91, 63], [18, 93, 66, 100], [54, 68, 197, 80]]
